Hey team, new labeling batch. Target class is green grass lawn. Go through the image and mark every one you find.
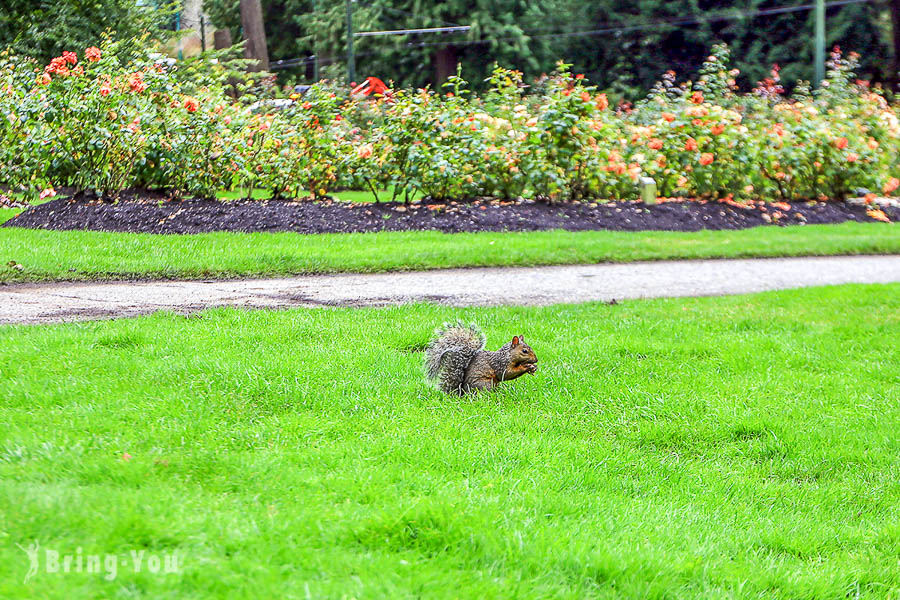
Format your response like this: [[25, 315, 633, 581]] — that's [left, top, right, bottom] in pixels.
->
[[1, 284, 898, 598], [1, 216, 898, 282]]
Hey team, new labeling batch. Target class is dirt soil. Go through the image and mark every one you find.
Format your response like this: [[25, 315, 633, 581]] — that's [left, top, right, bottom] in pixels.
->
[[4, 194, 897, 235]]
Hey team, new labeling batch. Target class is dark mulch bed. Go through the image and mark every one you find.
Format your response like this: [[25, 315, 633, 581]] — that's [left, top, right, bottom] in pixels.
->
[[4, 194, 896, 235]]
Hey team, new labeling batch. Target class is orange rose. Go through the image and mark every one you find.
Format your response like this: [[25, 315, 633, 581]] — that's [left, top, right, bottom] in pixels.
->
[[662, 112, 675, 123], [690, 91, 704, 104], [183, 96, 200, 112], [846, 152, 859, 162], [684, 137, 698, 152], [710, 123, 725, 136], [128, 72, 146, 93], [627, 163, 642, 181], [85, 46, 101, 62], [648, 138, 663, 150], [595, 94, 608, 110], [834, 137, 849, 150], [699, 152, 714, 165], [882, 177, 899, 194]]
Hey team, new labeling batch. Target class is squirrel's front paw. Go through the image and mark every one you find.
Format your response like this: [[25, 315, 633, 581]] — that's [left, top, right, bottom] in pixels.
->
[[526, 363, 538, 374]]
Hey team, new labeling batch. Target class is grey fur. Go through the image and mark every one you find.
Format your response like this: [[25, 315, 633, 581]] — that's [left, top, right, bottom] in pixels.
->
[[425, 321, 485, 394], [425, 322, 537, 394]]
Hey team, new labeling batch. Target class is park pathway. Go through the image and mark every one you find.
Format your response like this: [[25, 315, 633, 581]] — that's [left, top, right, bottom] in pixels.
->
[[1, 255, 898, 325]]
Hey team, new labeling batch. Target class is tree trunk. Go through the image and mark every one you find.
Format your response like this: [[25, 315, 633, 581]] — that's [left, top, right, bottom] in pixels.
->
[[240, 0, 269, 72], [889, 0, 900, 92], [214, 28, 233, 50], [433, 46, 458, 87]]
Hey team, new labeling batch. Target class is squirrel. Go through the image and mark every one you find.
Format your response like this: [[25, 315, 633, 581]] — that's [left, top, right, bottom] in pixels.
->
[[425, 322, 538, 394]]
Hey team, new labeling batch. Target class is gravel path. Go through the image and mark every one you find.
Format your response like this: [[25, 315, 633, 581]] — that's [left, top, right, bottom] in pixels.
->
[[2, 255, 898, 325]]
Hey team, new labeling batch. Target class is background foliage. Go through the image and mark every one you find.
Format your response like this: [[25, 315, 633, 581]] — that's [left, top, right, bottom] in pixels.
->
[[202, 0, 896, 97], [2, 1, 897, 98], [0, 0, 180, 62]]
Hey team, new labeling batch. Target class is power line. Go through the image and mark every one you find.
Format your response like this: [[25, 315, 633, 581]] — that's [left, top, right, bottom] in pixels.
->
[[355, 25, 471, 37], [270, 49, 383, 70], [408, 0, 871, 48]]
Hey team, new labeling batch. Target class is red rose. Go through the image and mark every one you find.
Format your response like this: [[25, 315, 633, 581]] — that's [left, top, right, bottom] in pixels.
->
[[648, 138, 663, 150], [684, 137, 698, 152], [47, 56, 68, 75], [183, 96, 200, 112], [62, 51, 77, 65], [699, 152, 714, 165], [834, 137, 849, 150], [85, 47, 101, 62], [690, 91, 704, 104]]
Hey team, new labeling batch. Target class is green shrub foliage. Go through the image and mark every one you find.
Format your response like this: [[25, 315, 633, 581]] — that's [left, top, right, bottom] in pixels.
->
[[1, 41, 898, 202]]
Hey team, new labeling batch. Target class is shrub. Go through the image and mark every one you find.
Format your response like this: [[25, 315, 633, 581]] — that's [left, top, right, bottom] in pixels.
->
[[1, 39, 898, 203]]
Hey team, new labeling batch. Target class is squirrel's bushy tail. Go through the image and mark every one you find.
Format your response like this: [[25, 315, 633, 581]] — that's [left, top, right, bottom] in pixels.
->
[[425, 321, 485, 393]]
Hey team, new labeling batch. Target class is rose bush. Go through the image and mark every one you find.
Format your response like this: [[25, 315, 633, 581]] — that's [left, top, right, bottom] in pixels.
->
[[1, 39, 898, 203]]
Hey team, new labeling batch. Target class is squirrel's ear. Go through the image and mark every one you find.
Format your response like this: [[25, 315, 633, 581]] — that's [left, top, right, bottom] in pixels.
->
[[511, 336, 520, 347], [519, 335, 525, 343]]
